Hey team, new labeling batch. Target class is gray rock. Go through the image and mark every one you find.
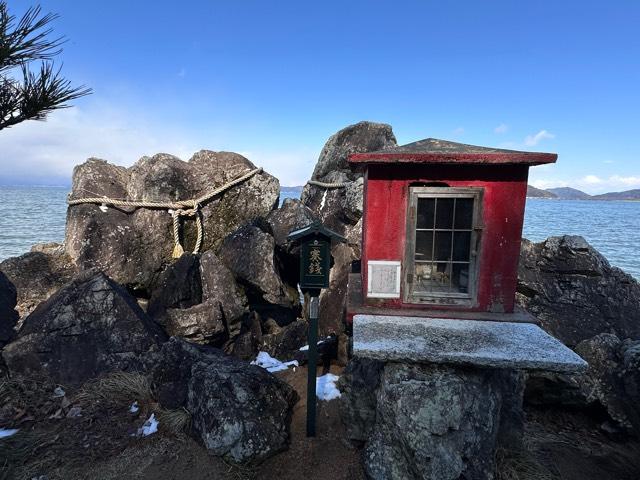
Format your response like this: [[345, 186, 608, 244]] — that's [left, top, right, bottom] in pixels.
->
[[259, 318, 308, 360], [265, 198, 317, 251], [524, 371, 588, 407], [0, 270, 18, 347], [364, 363, 504, 480], [0, 243, 77, 321], [299, 122, 395, 343], [217, 223, 298, 311], [318, 242, 354, 337], [310, 121, 397, 181], [2, 269, 166, 385], [574, 333, 640, 434], [148, 253, 202, 314], [65, 151, 279, 292], [200, 251, 248, 341], [525, 334, 640, 435], [338, 357, 384, 442], [302, 121, 396, 235], [150, 337, 298, 463], [147, 251, 247, 346], [231, 311, 263, 360], [517, 236, 640, 347]]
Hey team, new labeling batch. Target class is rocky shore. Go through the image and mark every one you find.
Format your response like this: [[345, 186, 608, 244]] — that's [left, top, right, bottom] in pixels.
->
[[1, 122, 639, 479]]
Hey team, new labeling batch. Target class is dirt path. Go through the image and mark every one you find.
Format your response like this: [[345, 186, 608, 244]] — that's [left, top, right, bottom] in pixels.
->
[[29, 364, 365, 480]]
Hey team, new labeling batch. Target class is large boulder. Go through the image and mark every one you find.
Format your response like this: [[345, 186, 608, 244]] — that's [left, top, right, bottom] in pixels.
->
[[2, 270, 166, 385], [148, 251, 247, 347], [301, 122, 396, 340], [265, 198, 317, 287], [574, 333, 640, 434], [0, 271, 18, 347], [65, 152, 279, 292], [358, 362, 510, 480], [217, 223, 299, 314], [0, 243, 77, 321], [338, 357, 385, 442], [301, 121, 396, 236], [150, 337, 298, 463], [310, 121, 397, 182], [517, 235, 640, 347]]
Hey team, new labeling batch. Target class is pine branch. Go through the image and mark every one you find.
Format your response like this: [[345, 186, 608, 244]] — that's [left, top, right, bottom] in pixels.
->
[[0, 2, 65, 71], [0, 62, 91, 130]]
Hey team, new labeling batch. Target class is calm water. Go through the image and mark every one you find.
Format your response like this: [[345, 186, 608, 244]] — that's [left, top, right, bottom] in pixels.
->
[[0, 187, 638, 279]]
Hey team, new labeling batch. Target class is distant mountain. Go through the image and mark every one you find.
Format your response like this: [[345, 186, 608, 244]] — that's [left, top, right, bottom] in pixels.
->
[[590, 189, 640, 201], [526, 185, 557, 198], [546, 187, 591, 200]]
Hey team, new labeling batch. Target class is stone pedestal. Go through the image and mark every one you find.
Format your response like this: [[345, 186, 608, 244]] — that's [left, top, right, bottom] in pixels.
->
[[341, 315, 587, 480]]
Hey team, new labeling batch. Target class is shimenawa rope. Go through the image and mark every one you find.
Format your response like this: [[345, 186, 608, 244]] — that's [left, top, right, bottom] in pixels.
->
[[306, 180, 350, 188], [67, 167, 262, 258]]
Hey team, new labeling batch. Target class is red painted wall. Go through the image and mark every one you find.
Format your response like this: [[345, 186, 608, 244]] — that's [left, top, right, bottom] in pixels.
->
[[362, 163, 529, 313]]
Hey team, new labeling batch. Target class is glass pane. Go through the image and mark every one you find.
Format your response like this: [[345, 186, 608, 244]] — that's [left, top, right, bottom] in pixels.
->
[[415, 231, 433, 260], [454, 198, 474, 229], [414, 262, 450, 293], [416, 198, 435, 229], [453, 231, 471, 261], [451, 263, 470, 293], [435, 198, 455, 229], [434, 231, 452, 261]]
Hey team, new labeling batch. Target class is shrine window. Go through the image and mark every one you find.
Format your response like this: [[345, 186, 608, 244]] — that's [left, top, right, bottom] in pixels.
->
[[404, 187, 483, 305]]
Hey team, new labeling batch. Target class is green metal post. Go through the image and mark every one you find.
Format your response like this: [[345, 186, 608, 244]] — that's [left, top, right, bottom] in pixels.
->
[[306, 296, 319, 437]]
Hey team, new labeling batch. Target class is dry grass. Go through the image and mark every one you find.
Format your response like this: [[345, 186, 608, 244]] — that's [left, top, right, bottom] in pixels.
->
[[0, 430, 59, 480], [157, 407, 192, 435], [495, 447, 561, 480], [74, 371, 153, 406]]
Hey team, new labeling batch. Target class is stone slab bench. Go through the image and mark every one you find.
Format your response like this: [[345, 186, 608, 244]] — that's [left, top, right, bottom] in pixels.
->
[[353, 314, 587, 373]]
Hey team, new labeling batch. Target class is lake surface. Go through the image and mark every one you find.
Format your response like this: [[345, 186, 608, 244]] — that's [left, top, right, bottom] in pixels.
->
[[0, 187, 638, 279]]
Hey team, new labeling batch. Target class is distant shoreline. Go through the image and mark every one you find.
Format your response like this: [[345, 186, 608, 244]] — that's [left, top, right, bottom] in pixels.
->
[[526, 197, 640, 202]]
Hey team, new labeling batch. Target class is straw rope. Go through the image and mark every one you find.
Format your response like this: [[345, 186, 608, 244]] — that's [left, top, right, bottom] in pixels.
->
[[307, 179, 350, 189], [67, 167, 262, 258]]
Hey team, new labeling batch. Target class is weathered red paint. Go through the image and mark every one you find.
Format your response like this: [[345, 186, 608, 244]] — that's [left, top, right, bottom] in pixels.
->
[[349, 139, 557, 320], [350, 151, 556, 166]]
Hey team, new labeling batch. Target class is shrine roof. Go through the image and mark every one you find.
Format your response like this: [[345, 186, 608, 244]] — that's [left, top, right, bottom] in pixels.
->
[[348, 138, 557, 166]]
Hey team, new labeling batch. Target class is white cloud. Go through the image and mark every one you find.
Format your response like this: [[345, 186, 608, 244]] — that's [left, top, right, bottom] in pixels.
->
[[524, 129, 555, 146], [494, 123, 508, 134], [452, 127, 465, 136], [530, 174, 640, 194], [608, 175, 640, 187], [0, 105, 199, 184], [529, 178, 568, 190], [0, 103, 317, 187], [581, 174, 603, 184]]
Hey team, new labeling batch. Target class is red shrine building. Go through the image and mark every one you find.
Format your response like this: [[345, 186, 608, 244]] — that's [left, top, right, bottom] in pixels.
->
[[347, 138, 557, 321]]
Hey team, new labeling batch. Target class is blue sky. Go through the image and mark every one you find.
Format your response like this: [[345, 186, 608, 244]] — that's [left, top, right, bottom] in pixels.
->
[[1, 0, 639, 192]]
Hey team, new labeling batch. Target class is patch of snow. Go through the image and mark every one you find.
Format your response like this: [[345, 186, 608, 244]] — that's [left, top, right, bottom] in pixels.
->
[[316, 374, 341, 401], [0, 428, 19, 438], [299, 336, 330, 351], [52, 386, 65, 398], [251, 351, 299, 373], [130, 401, 139, 413], [138, 413, 159, 437]]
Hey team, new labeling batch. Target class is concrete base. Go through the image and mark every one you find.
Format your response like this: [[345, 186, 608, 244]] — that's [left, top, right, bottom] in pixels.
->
[[353, 314, 587, 373]]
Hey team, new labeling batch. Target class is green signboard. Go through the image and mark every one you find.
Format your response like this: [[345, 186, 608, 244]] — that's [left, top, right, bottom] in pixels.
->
[[299, 238, 330, 289]]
